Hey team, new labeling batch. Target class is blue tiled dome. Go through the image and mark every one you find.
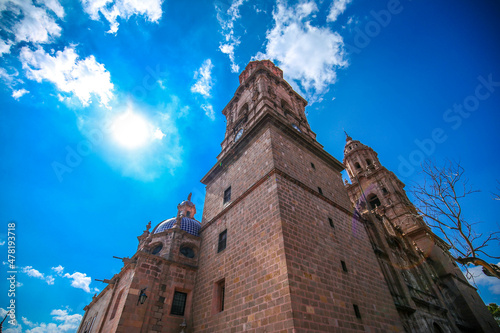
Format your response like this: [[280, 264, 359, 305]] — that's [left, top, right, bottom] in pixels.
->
[[153, 217, 201, 237]]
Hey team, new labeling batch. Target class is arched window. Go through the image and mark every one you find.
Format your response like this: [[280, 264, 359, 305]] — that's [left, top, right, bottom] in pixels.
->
[[368, 194, 381, 210], [366, 159, 372, 166], [354, 162, 361, 169]]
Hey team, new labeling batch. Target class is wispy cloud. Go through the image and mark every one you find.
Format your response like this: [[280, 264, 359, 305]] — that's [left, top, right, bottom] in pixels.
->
[[0, 240, 5, 246], [327, 0, 352, 22], [51, 265, 64, 275], [80, 0, 164, 34], [0, 0, 64, 46], [216, 0, 247, 73], [466, 263, 500, 296], [22, 266, 55, 285], [0, 39, 12, 56], [254, 0, 348, 102], [202, 104, 215, 121], [63, 272, 92, 293], [0, 307, 83, 333], [20, 46, 114, 107], [12, 88, 29, 100], [191, 59, 214, 98]]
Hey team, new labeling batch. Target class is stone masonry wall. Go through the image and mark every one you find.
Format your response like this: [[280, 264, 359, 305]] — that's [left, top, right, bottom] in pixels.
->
[[193, 177, 293, 332], [202, 126, 275, 224], [275, 173, 404, 332]]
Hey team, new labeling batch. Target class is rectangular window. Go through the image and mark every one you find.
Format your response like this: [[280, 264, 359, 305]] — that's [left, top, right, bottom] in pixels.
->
[[311, 162, 316, 170], [328, 217, 334, 229], [171, 291, 187, 316], [318, 187, 323, 195], [353, 304, 361, 319], [218, 279, 225, 312], [341, 261, 348, 272], [223, 186, 231, 204], [218, 230, 227, 253]]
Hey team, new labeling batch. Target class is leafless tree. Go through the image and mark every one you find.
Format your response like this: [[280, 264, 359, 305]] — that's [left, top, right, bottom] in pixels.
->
[[411, 160, 500, 279], [493, 181, 500, 201]]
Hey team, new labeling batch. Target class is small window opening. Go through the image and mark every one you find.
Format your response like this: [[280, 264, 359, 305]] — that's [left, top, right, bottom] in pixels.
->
[[366, 159, 372, 165], [341, 261, 348, 272], [158, 296, 165, 303], [218, 230, 227, 253], [318, 187, 323, 195], [354, 162, 361, 169], [151, 243, 163, 255], [368, 195, 381, 210], [353, 304, 361, 319], [382, 187, 388, 195], [171, 291, 187, 316], [328, 217, 334, 229], [186, 211, 191, 217], [216, 279, 226, 312], [311, 162, 316, 170], [223, 186, 231, 204], [160, 284, 167, 292]]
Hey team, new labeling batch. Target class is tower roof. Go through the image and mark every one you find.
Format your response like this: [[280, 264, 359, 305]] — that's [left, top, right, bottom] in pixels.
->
[[239, 60, 283, 84]]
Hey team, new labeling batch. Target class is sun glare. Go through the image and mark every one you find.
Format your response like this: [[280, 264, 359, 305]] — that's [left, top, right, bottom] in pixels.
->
[[111, 111, 151, 149]]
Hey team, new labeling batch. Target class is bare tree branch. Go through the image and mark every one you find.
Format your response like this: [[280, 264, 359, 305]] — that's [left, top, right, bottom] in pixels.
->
[[410, 160, 500, 279]]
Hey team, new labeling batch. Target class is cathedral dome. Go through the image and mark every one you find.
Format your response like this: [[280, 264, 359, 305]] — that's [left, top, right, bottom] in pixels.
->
[[153, 217, 201, 237]]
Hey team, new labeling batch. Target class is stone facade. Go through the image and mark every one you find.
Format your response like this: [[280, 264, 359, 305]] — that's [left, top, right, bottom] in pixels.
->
[[78, 61, 499, 333]]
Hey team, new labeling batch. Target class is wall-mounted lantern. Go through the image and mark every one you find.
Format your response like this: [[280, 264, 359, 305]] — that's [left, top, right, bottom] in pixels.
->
[[137, 287, 148, 305]]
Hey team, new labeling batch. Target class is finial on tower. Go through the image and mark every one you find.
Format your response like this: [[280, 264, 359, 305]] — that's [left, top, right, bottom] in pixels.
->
[[344, 130, 352, 142], [187, 193, 192, 201]]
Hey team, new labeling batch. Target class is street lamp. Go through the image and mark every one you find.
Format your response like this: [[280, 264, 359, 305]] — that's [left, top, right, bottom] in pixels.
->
[[137, 288, 148, 305]]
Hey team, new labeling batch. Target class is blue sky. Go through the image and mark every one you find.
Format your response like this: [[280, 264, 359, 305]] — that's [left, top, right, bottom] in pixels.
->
[[0, 0, 499, 331]]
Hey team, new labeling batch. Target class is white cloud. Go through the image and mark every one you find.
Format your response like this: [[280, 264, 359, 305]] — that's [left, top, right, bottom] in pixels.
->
[[153, 128, 165, 140], [38, 0, 65, 18], [1, 308, 83, 333], [254, 0, 348, 102], [0, 39, 12, 56], [191, 59, 214, 97], [21, 309, 82, 333], [327, 0, 351, 22], [202, 104, 215, 121], [0, 68, 18, 85], [63, 272, 92, 293], [22, 266, 54, 285], [0, 0, 63, 45], [51, 265, 64, 275], [466, 263, 500, 295], [22, 317, 35, 327], [80, 0, 164, 34], [0, 240, 5, 246], [216, 0, 247, 73], [20, 46, 114, 107], [12, 88, 29, 99]]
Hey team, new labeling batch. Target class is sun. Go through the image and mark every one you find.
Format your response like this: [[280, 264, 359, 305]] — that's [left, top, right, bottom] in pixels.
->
[[111, 111, 150, 149]]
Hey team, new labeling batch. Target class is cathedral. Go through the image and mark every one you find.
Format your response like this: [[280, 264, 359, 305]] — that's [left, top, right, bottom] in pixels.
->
[[77, 60, 499, 333]]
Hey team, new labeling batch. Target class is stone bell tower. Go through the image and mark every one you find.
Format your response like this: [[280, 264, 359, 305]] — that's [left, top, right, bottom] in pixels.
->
[[191, 60, 405, 332], [343, 133, 500, 333]]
